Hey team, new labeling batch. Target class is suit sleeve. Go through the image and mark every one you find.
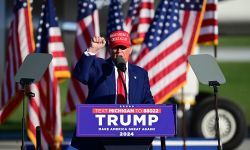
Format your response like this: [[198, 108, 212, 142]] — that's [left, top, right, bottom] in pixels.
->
[[73, 53, 96, 84], [143, 71, 155, 104]]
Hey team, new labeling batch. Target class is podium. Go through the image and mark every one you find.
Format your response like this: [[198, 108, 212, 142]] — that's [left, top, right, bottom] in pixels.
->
[[75, 104, 177, 150]]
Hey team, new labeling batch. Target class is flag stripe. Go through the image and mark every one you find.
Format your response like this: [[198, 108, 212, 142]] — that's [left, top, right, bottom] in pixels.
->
[[144, 39, 182, 71], [79, 18, 92, 48], [199, 34, 218, 42], [200, 26, 218, 35], [140, 2, 154, 9], [52, 51, 66, 57], [180, 11, 190, 34], [206, 4, 216, 11], [198, 0, 218, 45], [137, 29, 183, 67], [49, 36, 63, 42], [154, 73, 186, 103], [0, 92, 23, 123], [200, 19, 217, 26], [24, 8, 34, 53], [148, 45, 185, 81], [187, 12, 202, 55], [149, 55, 186, 85], [131, 18, 153, 27], [151, 63, 186, 97]]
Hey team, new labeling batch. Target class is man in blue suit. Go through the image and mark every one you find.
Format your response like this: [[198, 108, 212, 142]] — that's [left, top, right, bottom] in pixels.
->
[[71, 30, 155, 150]]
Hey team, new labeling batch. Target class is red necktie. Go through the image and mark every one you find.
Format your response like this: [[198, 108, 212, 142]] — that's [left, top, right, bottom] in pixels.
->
[[117, 70, 126, 104]]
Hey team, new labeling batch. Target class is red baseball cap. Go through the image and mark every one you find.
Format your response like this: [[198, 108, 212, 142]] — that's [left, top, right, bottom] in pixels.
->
[[108, 30, 131, 49]]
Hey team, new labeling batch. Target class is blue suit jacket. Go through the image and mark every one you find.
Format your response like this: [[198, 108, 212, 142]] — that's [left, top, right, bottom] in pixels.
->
[[73, 53, 154, 104], [71, 53, 155, 150]]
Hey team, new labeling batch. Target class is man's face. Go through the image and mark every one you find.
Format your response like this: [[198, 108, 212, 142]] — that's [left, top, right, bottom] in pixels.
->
[[110, 45, 132, 62]]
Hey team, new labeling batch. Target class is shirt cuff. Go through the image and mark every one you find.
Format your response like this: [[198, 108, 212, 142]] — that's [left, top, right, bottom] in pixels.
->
[[84, 49, 96, 56]]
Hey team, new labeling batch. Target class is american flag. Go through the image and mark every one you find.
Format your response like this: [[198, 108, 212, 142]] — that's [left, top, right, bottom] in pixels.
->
[[27, 0, 70, 149], [106, 0, 125, 36], [125, 0, 155, 44], [105, 0, 125, 59], [0, 0, 35, 123], [135, 0, 186, 104], [198, 0, 218, 45], [64, 0, 100, 114], [179, 0, 206, 56]]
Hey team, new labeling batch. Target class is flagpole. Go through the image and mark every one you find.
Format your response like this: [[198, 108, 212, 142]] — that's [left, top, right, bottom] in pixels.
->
[[214, 45, 217, 58]]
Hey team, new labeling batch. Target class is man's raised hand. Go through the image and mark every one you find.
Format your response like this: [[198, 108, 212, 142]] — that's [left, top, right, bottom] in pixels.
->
[[88, 36, 106, 54]]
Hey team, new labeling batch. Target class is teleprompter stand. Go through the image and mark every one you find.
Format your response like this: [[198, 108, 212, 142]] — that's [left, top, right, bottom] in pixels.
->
[[188, 54, 226, 150], [19, 78, 34, 150], [15, 53, 52, 150]]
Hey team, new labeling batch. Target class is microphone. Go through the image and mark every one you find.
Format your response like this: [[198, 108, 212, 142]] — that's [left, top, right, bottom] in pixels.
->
[[114, 56, 128, 103], [114, 56, 126, 72]]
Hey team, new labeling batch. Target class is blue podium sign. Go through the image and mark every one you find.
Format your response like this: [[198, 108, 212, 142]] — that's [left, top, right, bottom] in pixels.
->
[[76, 104, 176, 137]]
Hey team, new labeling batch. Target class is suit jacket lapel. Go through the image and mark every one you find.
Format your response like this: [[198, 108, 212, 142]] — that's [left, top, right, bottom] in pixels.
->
[[128, 64, 137, 104], [106, 58, 116, 103]]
